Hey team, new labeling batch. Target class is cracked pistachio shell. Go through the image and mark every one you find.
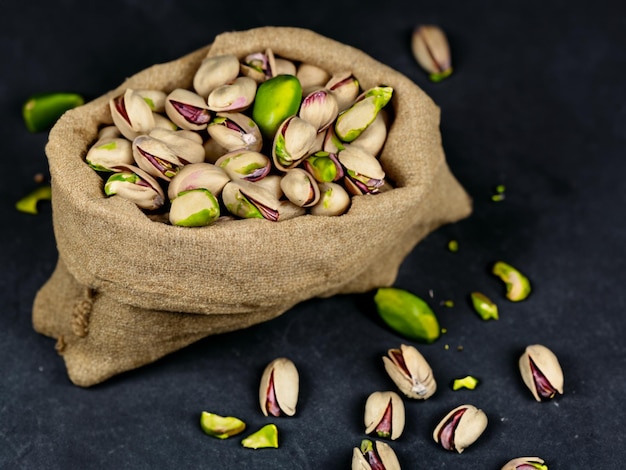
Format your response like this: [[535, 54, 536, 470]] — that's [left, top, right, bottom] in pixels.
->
[[241, 424, 279, 449], [383, 344, 436, 400], [200, 411, 246, 439], [207, 112, 263, 152], [240, 48, 277, 82], [501, 457, 548, 470], [335, 86, 393, 142], [259, 357, 299, 417], [164, 88, 211, 131], [350, 110, 388, 157], [303, 151, 344, 183], [338, 145, 386, 195], [299, 88, 339, 132], [326, 71, 360, 112], [207, 76, 257, 113], [352, 439, 401, 470], [519, 344, 563, 402], [193, 54, 240, 97], [86, 136, 133, 172], [272, 115, 318, 171], [215, 150, 271, 182], [280, 168, 320, 208], [297, 63, 331, 95], [169, 188, 220, 227], [252, 74, 303, 139], [167, 162, 230, 200], [433, 404, 488, 453], [492, 261, 532, 302], [104, 163, 165, 210], [364, 391, 405, 440], [411, 25, 453, 82], [253, 174, 283, 200], [132, 135, 184, 181], [323, 126, 346, 154], [109, 88, 155, 140], [222, 180, 281, 221], [135, 89, 167, 112], [310, 182, 351, 217], [148, 128, 205, 163]]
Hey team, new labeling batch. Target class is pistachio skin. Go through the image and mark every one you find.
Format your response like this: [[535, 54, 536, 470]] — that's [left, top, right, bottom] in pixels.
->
[[519, 344, 564, 402], [352, 439, 401, 470], [259, 358, 299, 417], [433, 404, 488, 453], [164, 88, 211, 131], [383, 344, 436, 400], [364, 391, 405, 441], [501, 457, 548, 470]]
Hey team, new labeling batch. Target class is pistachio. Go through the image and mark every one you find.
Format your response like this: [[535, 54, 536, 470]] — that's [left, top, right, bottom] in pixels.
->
[[519, 344, 563, 402], [310, 182, 351, 216], [164, 88, 211, 131], [169, 188, 220, 227], [470, 291, 499, 320], [215, 150, 271, 182], [297, 63, 331, 95], [374, 287, 441, 343], [501, 457, 548, 470], [350, 110, 388, 157], [364, 391, 405, 440], [338, 145, 386, 195], [135, 89, 167, 112], [241, 424, 279, 449], [207, 76, 257, 112], [254, 174, 284, 200], [193, 54, 240, 97], [326, 72, 360, 112], [22, 92, 84, 133], [323, 126, 346, 154], [492, 261, 532, 302], [352, 439, 401, 470], [452, 375, 479, 391], [272, 116, 318, 171], [411, 25, 453, 82], [303, 151, 344, 183], [207, 112, 263, 152], [335, 86, 393, 142], [15, 185, 52, 215], [109, 88, 155, 140], [199, 411, 246, 439], [152, 112, 178, 131], [85, 136, 134, 172], [167, 162, 230, 200], [433, 404, 488, 453], [280, 168, 320, 208], [104, 164, 165, 210], [203, 138, 230, 164], [222, 180, 285, 221], [240, 48, 276, 82], [252, 74, 303, 139], [259, 357, 299, 417], [383, 344, 436, 400], [274, 58, 297, 76], [299, 88, 339, 132], [447, 239, 459, 252]]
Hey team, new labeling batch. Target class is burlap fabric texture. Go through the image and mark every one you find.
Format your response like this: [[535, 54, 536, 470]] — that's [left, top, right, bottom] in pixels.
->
[[32, 27, 472, 387]]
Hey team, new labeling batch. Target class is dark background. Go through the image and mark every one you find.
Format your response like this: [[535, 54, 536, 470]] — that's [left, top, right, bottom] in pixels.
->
[[2, 0, 625, 468]]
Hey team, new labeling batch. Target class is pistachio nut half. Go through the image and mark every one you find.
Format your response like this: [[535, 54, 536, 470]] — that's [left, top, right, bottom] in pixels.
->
[[86, 136, 133, 172], [326, 71, 361, 112], [259, 357, 299, 417], [501, 457, 548, 470], [169, 188, 220, 227], [135, 89, 167, 112], [492, 261, 532, 302], [215, 150, 271, 182], [383, 344, 436, 400], [199, 411, 246, 439], [519, 344, 564, 402], [352, 439, 401, 470], [207, 112, 263, 152], [338, 145, 386, 195], [280, 168, 320, 208], [272, 116, 318, 171], [241, 424, 279, 449], [335, 86, 393, 142], [411, 25, 453, 82], [104, 163, 165, 210], [299, 88, 339, 132], [164, 88, 211, 131], [109, 88, 155, 140], [297, 63, 331, 95], [364, 391, 405, 440], [433, 404, 488, 453], [167, 162, 230, 200], [193, 54, 240, 97], [350, 110, 388, 157], [221, 180, 280, 221], [207, 76, 257, 113], [310, 182, 351, 217], [240, 48, 276, 82], [303, 151, 344, 183]]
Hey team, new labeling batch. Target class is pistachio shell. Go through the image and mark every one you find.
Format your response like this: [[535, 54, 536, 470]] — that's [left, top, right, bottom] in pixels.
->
[[335, 86, 393, 142], [310, 182, 351, 217], [272, 116, 318, 171], [109, 88, 155, 140], [169, 188, 220, 227], [164, 88, 211, 131], [259, 357, 299, 417], [240, 48, 277, 82], [501, 457, 547, 470], [167, 162, 230, 200], [97, 125, 121, 140], [86, 137, 134, 172], [135, 89, 167, 112], [297, 63, 331, 95], [215, 150, 271, 182], [132, 135, 183, 181], [338, 145, 386, 195], [383, 344, 436, 400], [433, 404, 488, 453], [203, 138, 230, 164], [299, 88, 339, 132], [280, 168, 320, 208], [350, 110, 388, 156], [322, 126, 346, 154], [222, 180, 280, 221], [411, 25, 453, 82], [207, 112, 263, 152], [148, 128, 205, 164], [253, 174, 284, 200], [519, 344, 564, 401], [274, 58, 297, 76], [104, 163, 165, 210], [193, 54, 240, 97], [352, 439, 401, 470], [207, 76, 257, 112], [326, 71, 360, 112], [152, 112, 178, 131], [364, 391, 405, 440]]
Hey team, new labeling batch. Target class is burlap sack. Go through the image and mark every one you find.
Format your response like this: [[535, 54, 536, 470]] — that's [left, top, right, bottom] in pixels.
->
[[32, 27, 472, 387]]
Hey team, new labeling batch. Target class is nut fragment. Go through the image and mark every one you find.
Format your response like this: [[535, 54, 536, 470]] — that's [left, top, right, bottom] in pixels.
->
[[452, 375, 479, 391], [22, 92, 84, 133], [411, 25, 453, 82], [15, 185, 52, 215], [104, 164, 165, 210], [352, 439, 401, 470], [492, 261, 532, 302], [383, 344, 436, 399], [241, 424, 279, 449], [364, 391, 405, 440], [433, 404, 488, 453], [501, 457, 548, 470], [259, 357, 299, 417], [519, 344, 563, 401], [199, 411, 246, 439], [169, 188, 220, 227], [470, 291, 499, 320]]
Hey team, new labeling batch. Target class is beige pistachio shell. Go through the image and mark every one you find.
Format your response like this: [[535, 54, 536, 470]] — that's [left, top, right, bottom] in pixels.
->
[[193, 54, 240, 97], [326, 71, 360, 112], [215, 150, 271, 182], [297, 63, 331, 95], [272, 116, 318, 171], [274, 58, 297, 76], [167, 162, 230, 200], [207, 112, 263, 152], [132, 135, 182, 181], [254, 174, 284, 200], [519, 344, 564, 402], [350, 110, 388, 157], [152, 112, 178, 131], [86, 137, 134, 171], [109, 88, 155, 141], [364, 391, 405, 440], [203, 138, 229, 164], [97, 125, 121, 140], [148, 128, 205, 164], [135, 89, 167, 112], [351, 440, 401, 470], [280, 168, 320, 208], [383, 344, 436, 400], [299, 88, 339, 132], [310, 182, 351, 216], [240, 48, 277, 82], [433, 404, 488, 453], [207, 76, 257, 112], [259, 357, 299, 417], [338, 145, 386, 195], [105, 163, 165, 210], [501, 456, 546, 470], [164, 88, 211, 131], [221, 180, 280, 221]]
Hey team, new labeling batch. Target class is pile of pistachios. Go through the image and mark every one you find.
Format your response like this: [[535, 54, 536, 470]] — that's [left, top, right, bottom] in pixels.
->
[[85, 49, 394, 226]]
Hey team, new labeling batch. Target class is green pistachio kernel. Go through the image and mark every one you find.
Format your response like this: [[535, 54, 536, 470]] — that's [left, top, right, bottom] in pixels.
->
[[169, 188, 220, 227], [429, 68, 453, 83], [22, 92, 84, 133], [470, 291, 499, 320], [374, 287, 441, 343], [452, 375, 480, 390], [199, 411, 246, 439], [492, 261, 532, 302], [447, 239, 459, 252], [252, 75, 302, 139], [15, 185, 52, 214], [241, 424, 279, 449]]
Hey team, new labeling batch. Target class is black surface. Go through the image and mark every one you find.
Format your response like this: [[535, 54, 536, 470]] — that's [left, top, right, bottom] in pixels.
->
[[2, 1, 625, 468]]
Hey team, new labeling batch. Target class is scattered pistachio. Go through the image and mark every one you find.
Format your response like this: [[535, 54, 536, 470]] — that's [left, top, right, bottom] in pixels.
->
[[411, 25, 453, 82], [15, 185, 52, 214], [519, 344, 563, 402], [352, 439, 401, 470], [383, 344, 436, 399], [492, 261, 532, 302], [199, 411, 246, 439], [374, 287, 441, 343], [470, 291, 499, 320], [169, 188, 220, 227], [241, 423, 279, 449], [452, 375, 479, 391], [501, 457, 548, 470], [364, 391, 405, 440], [441, 300, 455, 308], [252, 74, 303, 138], [22, 92, 84, 133], [433, 404, 488, 453], [259, 357, 299, 417], [447, 239, 459, 252]]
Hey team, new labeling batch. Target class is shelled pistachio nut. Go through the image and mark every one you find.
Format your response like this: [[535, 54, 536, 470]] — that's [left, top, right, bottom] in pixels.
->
[[492, 261, 532, 302], [310, 182, 351, 216], [323, 126, 346, 154], [252, 74, 303, 139], [167, 162, 230, 200], [383, 344, 436, 400], [104, 164, 165, 210], [164, 88, 211, 131], [433, 404, 488, 453], [303, 151, 344, 183], [199, 411, 246, 439], [241, 424, 279, 449], [240, 48, 276, 82], [501, 457, 548, 470], [470, 291, 499, 321], [338, 145, 386, 195], [207, 76, 257, 112], [215, 150, 271, 182], [519, 344, 563, 402], [299, 88, 339, 132], [169, 188, 220, 227], [109, 88, 155, 140], [326, 72, 360, 112], [297, 63, 331, 95], [207, 112, 263, 152], [352, 439, 401, 470], [335, 86, 393, 142], [221, 180, 280, 221], [135, 89, 167, 112], [411, 25, 453, 83], [280, 168, 320, 208], [272, 116, 318, 171], [364, 391, 405, 440], [350, 111, 388, 157], [22, 92, 84, 133], [259, 357, 299, 417], [85, 136, 133, 172], [193, 54, 240, 97]]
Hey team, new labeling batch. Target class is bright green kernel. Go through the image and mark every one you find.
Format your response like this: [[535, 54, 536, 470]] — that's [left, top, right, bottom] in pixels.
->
[[447, 239, 459, 252], [15, 185, 52, 214], [452, 375, 479, 390], [199, 411, 246, 439], [470, 291, 499, 320], [492, 261, 532, 302], [241, 424, 279, 449], [22, 92, 84, 132]]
